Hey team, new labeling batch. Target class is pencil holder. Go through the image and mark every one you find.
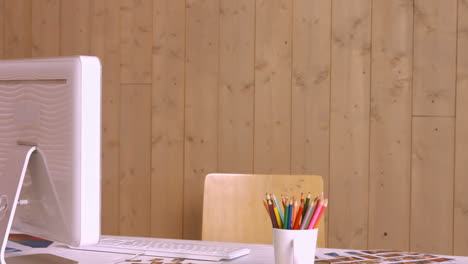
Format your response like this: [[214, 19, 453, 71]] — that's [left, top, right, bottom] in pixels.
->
[[272, 228, 318, 264]]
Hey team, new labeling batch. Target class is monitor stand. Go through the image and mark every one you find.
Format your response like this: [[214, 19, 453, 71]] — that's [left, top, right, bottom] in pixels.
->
[[0, 145, 76, 264]]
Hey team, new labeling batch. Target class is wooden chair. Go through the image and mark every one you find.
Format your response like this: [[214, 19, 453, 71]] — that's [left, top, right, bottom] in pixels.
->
[[202, 173, 325, 247]]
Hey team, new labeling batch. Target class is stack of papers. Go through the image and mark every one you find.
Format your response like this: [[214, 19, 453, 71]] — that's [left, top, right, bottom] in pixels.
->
[[315, 249, 455, 264]]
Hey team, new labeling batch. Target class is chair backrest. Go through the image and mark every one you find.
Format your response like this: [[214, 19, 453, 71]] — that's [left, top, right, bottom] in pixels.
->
[[202, 173, 325, 247]]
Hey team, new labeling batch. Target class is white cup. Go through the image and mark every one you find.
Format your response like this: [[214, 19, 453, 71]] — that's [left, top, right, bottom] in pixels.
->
[[272, 228, 318, 264]]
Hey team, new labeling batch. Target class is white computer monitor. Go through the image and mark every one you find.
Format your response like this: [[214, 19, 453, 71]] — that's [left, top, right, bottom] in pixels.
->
[[0, 56, 101, 263]]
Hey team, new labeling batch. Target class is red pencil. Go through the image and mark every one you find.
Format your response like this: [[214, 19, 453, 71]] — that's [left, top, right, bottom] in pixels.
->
[[292, 202, 304, 229]]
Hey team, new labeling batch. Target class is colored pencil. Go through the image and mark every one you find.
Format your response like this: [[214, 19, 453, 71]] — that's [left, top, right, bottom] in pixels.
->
[[299, 200, 314, 229], [263, 192, 328, 230], [292, 201, 303, 229], [303, 196, 318, 228], [262, 198, 269, 214], [302, 192, 311, 220], [271, 194, 284, 221], [307, 198, 324, 229], [272, 202, 283, 229], [268, 199, 279, 228], [283, 198, 289, 229], [291, 199, 298, 227], [312, 199, 328, 229]]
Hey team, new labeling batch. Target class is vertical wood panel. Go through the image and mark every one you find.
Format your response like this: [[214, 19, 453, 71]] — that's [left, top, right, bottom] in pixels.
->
[[4, 0, 31, 59], [120, 0, 152, 84], [120, 84, 152, 236], [329, 0, 371, 249], [254, 0, 292, 174], [0, 0, 4, 59], [218, 0, 255, 173], [151, 0, 185, 238], [90, 0, 121, 236], [413, 0, 457, 116], [61, 0, 90, 55], [454, 0, 468, 255], [369, 0, 413, 250], [291, 0, 331, 187], [184, 0, 219, 240], [411, 117, 454, 254], [32, 0, 60, 57], [291, 0, 331, 246]]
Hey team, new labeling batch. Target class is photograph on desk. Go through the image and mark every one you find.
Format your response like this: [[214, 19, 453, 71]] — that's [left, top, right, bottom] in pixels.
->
[[8, 233, 54, 248], [315, 249, 456, 263]]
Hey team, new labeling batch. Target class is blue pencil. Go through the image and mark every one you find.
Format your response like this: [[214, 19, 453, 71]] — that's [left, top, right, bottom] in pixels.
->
[[287, 201, 293, 229]]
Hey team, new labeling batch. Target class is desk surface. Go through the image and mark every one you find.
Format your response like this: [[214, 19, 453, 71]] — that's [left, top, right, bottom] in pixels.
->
[[5, 236, 468, 264]]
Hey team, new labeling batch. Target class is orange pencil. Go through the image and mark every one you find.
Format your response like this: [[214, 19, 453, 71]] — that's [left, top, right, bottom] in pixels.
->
[[291, 199, 298, 227], [312, 199, 328, 229], [262, 198, 269, 214]]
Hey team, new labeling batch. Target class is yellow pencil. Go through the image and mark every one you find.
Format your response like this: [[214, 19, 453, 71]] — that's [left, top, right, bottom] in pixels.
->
[[273, 204, 283, 229]]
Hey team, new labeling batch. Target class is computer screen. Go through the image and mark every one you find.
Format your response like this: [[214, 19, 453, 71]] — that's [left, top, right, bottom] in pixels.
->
[[0, 56, 101, 259]]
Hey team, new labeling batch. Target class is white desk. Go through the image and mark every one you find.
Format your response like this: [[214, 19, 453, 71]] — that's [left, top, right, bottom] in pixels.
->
[[5, 236, 468, 264]]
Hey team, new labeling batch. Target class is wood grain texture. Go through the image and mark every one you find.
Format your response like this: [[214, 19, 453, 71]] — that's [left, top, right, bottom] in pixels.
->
[[411, 117, 454, 254], [413, 0, 457, 116], [291, 0, 331, 189], [329, 0, 371, 250], [218, 0, 255, 174], [120, 84, 152, 236], [32, 0, 59, 57], [7, 0, 468, 253], [291, 0, 331, 246], [151, 0, 185, 238], [254, 0, 292, 174], [61, 0, 90, 55], [120, 0, 152, 84], [454, 0, 468, 255], [368, 0, 413, 251], [184, 0, 219, 240], [90, 0, 121, 236], [0, 0, 4, 59], [202, 174, 325, 246], [4, 0, 32, 59]]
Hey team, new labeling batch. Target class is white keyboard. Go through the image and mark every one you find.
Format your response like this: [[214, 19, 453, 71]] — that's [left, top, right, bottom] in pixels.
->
[[73, 237, 250, 261]]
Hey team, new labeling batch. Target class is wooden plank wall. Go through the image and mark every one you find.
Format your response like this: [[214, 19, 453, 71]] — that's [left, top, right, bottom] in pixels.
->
[[369, 0, 412, 250], [1, 0, 468, 256]]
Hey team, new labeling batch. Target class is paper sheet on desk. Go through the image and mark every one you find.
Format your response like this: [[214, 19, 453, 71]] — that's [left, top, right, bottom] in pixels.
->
[[5, 244, 221, 264], [111, 255, 221, 264], [315, 249, 457, 264]]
